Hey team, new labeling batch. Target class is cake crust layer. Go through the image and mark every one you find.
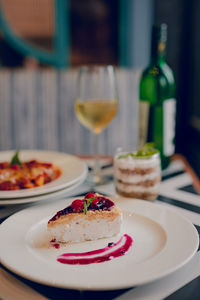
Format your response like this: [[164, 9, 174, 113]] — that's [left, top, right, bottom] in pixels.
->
[[48, 206, 121, 227]]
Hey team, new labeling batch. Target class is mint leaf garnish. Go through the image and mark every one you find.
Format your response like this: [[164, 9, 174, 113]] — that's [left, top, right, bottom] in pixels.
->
[[118, 152, 136, 159], [83, 201, 87, 215], [118, 143, 159, 159], [10, 151, 22, 167], [136, 143, 159, 157], [83, 196, 97, 215]]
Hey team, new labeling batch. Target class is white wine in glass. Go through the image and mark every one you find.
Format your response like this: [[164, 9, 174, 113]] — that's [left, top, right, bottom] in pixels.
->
[[74, 65, 118, 185]]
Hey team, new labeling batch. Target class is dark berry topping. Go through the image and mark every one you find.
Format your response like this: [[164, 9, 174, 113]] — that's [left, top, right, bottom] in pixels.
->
[[90, 198, 100, 209], [48, 206, 73, 222], [108, 242, 114, 247], [48, 193, 115, 222], [71, 199, 84, 212], [90, 196, 114, 211]]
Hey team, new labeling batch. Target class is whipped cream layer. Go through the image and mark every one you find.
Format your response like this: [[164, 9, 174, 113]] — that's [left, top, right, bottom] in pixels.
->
[[115, 168, 160, 184], [115, 155, 160, 170]]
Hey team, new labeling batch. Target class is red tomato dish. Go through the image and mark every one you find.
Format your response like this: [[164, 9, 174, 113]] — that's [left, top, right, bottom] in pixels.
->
[[0, 160, 62, 190]]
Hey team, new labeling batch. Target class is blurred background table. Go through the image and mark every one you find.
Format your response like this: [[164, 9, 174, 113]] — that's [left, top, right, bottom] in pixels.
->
[[0, 154, 199, 300]]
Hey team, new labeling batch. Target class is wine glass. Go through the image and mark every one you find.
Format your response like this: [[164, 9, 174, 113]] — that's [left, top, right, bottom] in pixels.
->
[[74, 65, 118, 186]]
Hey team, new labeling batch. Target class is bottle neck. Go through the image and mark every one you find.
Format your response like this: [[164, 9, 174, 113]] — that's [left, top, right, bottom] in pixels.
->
[[150, 40, 166, 65]]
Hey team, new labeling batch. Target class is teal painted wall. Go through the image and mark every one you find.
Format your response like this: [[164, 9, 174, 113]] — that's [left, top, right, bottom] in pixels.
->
[[119, 0, 154, 68]]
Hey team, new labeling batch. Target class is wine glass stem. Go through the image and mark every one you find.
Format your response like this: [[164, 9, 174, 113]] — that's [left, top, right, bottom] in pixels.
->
[[93, 133, 101, 181]]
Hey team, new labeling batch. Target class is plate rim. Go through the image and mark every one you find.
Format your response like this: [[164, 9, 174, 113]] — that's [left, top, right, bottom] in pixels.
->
[[0, 197, 199, 290], [0, 150, 87, 199]]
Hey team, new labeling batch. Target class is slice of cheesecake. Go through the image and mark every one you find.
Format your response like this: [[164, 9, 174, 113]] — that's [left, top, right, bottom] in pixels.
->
[[47, 192, 122, 243]]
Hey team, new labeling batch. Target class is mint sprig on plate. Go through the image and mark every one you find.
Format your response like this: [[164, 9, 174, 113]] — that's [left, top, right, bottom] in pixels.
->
[[10, 151, 22, 167], [83, 196, 97, 215], [118, 143, 159, 159]]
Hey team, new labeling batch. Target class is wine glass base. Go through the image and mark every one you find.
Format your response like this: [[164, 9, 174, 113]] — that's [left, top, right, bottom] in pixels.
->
[[85, 174, 111, 187]]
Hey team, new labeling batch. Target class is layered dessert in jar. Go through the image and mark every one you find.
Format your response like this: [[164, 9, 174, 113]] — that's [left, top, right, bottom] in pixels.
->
[[114, 144, 161, 200]]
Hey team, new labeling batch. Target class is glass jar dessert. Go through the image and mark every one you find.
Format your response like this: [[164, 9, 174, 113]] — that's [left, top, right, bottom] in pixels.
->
[[114, 144, 161, 201]]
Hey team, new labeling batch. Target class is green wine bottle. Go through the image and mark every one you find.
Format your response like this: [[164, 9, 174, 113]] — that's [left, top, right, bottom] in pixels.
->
[[139, 24, 176, 169]]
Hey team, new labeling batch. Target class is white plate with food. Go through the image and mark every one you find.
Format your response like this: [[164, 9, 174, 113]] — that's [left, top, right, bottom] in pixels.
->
[[0, 172, 87, 205], [0, 150, 87, 199], [0, 196, 198, 290]]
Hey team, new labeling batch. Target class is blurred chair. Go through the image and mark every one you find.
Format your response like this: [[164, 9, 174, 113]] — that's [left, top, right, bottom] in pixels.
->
[[0, 68, 140, 155], [0, 0, 69, 68]]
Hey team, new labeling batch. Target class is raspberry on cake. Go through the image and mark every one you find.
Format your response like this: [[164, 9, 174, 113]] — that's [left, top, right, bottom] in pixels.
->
[[47, 193, 122, 243]]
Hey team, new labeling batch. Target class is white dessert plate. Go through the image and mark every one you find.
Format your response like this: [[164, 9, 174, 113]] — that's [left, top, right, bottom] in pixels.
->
[[0, 150, 87, 199], [0, 197, 198, 290]]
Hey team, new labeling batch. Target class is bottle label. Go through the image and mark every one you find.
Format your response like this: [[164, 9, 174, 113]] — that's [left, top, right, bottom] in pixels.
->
[[164, 99, 176, 156], [138, 101, 150, 148]]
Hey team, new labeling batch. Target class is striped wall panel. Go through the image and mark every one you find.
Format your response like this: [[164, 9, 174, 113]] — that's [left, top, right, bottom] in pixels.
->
[[0, 68, 140, 155]]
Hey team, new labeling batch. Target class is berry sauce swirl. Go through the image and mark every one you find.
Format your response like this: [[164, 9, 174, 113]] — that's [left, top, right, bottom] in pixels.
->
[[57, 234, 133, 265]]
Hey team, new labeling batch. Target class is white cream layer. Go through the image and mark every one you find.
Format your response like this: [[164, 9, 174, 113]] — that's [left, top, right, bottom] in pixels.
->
[[115, 168, 160, 184], [48, 215, 122, 243], [116, 181, 159, 193], [115, 156, 160, 170]]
